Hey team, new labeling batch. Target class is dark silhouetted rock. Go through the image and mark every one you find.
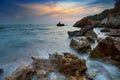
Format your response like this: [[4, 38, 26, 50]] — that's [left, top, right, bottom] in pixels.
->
[[57, 22, 65, 26]]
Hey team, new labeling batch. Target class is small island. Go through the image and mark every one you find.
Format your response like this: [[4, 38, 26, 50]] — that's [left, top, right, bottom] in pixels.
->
[[56, 22, 65, 27]]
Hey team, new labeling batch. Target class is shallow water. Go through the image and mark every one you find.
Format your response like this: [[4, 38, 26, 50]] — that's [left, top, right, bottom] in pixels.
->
[[0, 24, 120, 80]]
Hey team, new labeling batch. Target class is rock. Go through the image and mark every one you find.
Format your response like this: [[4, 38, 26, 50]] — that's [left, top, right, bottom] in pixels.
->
[[0, 68, 3, 75], [68, 26, 94, 37], [73, 17, 92, 27], [70, 37, 91, 52], [90, 37, 120, 59], [68, 31, 81, 37], [67, 76, 76, 80], [109, 29, 120, 37], [50, 53, 87, 79], [5, 53, 87, 80], [97, 37, 103, 42], [102, 16, 120, 28], [100, 29, 110, 32], [86, 71, 97, 80], [5, 66, 35, 80], [85, 30, 97, 42]]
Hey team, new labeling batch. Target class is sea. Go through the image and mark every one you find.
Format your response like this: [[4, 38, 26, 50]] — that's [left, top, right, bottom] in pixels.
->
[[0, 24, 120, 80]]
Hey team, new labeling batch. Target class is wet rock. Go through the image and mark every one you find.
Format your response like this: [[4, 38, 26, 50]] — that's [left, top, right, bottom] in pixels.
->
[[5, 66, 35, 80], [0, 68, 3, 75], [68, 31, 81, 37], [67, 76, 76, 80], [97, 37, 103, 42], [49, 53, 87, 79], [90, 37, 120, 68], [5, 53, 87, 80], [85, 30, 97, 42], [90, 37, 120, 59], [68, 26, 94, 37], [86, 71, 97, 80], [70, 37, 91, 52], [100, 29, 110, 32], [109, 29, 120, 37]]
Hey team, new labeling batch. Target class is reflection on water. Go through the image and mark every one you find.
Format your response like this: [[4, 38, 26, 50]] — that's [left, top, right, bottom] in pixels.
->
[[0, 25, 120, 80]]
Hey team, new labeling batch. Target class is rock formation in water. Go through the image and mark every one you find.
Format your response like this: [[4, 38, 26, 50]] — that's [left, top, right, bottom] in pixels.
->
[[70, 37, 91, 52], [5, 53, 87, 80], [90, 37, 120, 67]]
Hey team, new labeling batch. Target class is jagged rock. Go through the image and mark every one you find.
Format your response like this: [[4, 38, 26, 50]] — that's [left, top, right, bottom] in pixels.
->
[[5, 66, 35, 80], [90, 37, 120, 68], [90, 37, 120, 59], [5, 53, 87, 80], [49, 53, 87, 79], [68, 26, 94, 37], [0, 68, 3, 75], [100, 29, 110, 32], [85, 30, 97, 42], [70, 37, 91, 52], [73, 17, 92, 27]]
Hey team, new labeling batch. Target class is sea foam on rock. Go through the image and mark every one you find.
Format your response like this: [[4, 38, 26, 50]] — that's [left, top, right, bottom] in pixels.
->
[[70, 37, 91, 52], [5, 53, 87, 80], [90, 37, 120, 68]]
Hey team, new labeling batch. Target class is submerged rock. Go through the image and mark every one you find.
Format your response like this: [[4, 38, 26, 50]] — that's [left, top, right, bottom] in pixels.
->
[[0, 68, 4, 75], [70, 37, 91, 52]]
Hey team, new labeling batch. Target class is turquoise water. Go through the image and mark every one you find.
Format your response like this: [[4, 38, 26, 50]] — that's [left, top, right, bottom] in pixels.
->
[[0, 24, 120, 80]]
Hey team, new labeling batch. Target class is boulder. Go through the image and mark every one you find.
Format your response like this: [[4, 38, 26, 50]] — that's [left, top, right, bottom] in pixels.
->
[[68, 26, 94, 37], [85, 30, 97, 42], [70, 37, 91, 52], [90, 37, 120, 59], [0, 68, 3, 75], [68, 31, 81, 37]]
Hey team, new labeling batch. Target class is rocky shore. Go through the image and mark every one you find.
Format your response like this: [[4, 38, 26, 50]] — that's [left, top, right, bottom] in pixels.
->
[[5, 53, 87, 80], [4, 1, 120, 80]]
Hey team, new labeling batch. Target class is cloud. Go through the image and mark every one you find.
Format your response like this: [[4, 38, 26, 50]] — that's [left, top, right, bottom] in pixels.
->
[[0, 0, 115, 24]]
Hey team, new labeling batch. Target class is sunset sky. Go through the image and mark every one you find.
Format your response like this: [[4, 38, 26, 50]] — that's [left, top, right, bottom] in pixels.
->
[[0, 0, 114, 24]]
